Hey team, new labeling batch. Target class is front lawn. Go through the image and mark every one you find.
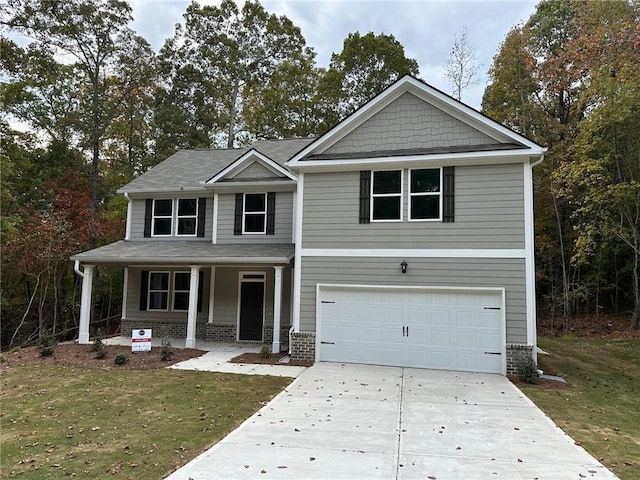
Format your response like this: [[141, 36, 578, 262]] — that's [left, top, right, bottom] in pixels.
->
[[518, 336, 640, 480], [0, 365, 291, 479]]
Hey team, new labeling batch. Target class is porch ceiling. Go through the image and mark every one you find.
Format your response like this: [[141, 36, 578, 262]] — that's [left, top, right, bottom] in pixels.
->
[[70, 241, 295, 266]]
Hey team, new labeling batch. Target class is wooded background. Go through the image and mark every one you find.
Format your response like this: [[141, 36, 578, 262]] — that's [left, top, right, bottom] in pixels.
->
[[2, 0, 638, 349]]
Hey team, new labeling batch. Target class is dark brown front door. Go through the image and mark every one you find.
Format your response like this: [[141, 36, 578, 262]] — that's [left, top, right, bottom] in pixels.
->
[[239, 281, 264, 341]]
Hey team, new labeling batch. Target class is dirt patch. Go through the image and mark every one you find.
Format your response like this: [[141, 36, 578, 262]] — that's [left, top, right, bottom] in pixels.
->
[[0, 342, 205, 371], [538, 314, 640, 339], [230, 352, 314, 367]]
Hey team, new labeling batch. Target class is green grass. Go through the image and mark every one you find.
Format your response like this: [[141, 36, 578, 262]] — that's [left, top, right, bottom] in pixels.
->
[[0, 366, 291, 479], [519, 337, 640, 480]]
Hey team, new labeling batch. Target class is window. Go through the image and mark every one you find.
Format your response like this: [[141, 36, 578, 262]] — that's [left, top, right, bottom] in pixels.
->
[[372, 170, 402, 221], [410, 168, 441, 220], [152, 199, 173, 236], [173, 272, 191, 311], [148, 272, 169, 310], [243, 193, 266, 233], [176, 199, 197, 236]]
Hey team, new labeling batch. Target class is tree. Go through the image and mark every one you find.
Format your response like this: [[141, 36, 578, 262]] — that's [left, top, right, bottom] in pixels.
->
[[156, 0, 311, 148], [444, 27, 480, 101], [316, 32, 419, 129]]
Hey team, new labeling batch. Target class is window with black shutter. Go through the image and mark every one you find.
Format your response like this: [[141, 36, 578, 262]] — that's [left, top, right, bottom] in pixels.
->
[[359, 171, 371, 224], [266, 192, 276, 235], [443, 166, 455, 222]]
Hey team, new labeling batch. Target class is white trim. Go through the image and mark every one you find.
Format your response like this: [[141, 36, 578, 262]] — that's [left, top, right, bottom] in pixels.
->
[[206, 149, 297, 184], [523, 163, 537, 354], [151, 199, 173, 237], [78, 264, 94, 344], [175, 198, 198, 237], [236, 271, 266, 342], [291, 189, 297, 243], [300, 248, 527, 259], [185, 265, 200, 349], [272, 266, 284, 353], [124, 193, 132, 241], [171, 271, 191, 312], [292, 172, 304, 332], [74, 256, 294, 265], [147, 271, 170, 311], [242, 192, 267, 235], [208, 266, 216, 324], [315, 283, 506, 375], [408, 167, 442, 222], [121, 267, 129, 320], [371, 169, 403, 222], [212, 192, 219, 244]]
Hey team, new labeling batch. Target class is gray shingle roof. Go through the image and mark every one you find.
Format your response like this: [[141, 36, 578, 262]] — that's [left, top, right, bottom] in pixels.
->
[[71, 241, 295, 265], [118, 138, 315, 194]]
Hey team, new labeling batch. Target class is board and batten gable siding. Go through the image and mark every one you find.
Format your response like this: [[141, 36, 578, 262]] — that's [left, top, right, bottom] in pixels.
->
[[217, 191, 294, 244], [129, 196, 214, 241], [299, 257, 527, 344], [302, 164, 525, 249], [126, 268, 210, 323], [324, 92, 499, 155]]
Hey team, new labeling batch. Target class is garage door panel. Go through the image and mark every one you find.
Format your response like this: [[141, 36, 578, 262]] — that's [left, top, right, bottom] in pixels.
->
[[318, 287, 504, 374]]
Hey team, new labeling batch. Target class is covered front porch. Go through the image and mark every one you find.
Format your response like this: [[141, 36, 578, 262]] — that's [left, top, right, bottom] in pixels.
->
[[71, 241, 295, 352]]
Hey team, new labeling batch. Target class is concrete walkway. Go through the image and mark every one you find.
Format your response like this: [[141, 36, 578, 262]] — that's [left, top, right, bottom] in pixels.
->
[[166, 362, 618, 480], [101, 336, 307, 378]]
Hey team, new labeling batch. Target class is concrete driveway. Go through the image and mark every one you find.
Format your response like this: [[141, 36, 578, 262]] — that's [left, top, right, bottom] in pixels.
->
[[166, 363, 618, 479]]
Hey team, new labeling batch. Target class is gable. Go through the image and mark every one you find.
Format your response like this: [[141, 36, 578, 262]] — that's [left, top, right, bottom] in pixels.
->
[[230, 160, 285, 181], [324, 92, 500, 156]]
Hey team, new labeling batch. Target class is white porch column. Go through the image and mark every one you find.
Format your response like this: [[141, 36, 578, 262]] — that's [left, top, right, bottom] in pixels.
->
[[272, 266, 284, 353], [207, 266, 216, 324], [78, 264, 95, 344], [186, 265, 200, 348]]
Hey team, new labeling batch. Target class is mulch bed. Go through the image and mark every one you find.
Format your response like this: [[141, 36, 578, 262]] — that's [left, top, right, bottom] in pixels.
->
[[230, 352, 314, 367], [0, 342, 205, 371]]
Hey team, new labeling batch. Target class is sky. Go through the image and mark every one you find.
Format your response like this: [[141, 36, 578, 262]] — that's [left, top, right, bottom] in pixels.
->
[[128, 0, 539, 109]]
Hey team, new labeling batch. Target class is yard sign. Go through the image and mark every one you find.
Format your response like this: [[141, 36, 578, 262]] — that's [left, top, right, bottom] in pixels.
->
[[132, 329, 152, 353]]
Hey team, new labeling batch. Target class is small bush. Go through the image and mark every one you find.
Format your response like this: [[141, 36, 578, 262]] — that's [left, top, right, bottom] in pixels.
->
[[91, 338, 104, 352], [160, 337, 175, 362], [516, 355, 539, 384], [0, 353, 6, 363], [114, 353, 129, 366], [39, 334, 57, 358], [259, 346, 271, 358]]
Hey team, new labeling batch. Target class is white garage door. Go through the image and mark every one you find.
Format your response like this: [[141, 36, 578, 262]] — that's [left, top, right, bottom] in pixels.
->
[[317, 286, 504, 374]]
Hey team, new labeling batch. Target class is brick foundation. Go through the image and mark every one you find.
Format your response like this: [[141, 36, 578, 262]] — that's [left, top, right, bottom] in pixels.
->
[[120, 319, 205, 340], [290, 331, 316, 362], [506, 344, 535, 374], [205, 323, 236, 342], [263, 324, 291, 351]]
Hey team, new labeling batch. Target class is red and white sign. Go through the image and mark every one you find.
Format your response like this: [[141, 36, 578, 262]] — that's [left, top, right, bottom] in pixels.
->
[[132, 329, 152, 353]]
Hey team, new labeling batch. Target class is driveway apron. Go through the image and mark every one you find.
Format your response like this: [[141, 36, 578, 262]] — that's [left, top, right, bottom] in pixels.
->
[[166, 363, 618, 480]]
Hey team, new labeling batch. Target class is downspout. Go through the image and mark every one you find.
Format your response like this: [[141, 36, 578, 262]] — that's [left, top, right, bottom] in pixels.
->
[[74, 260, 85, 278], [124, 192, 132, 241], [288, 326, 294, 355]]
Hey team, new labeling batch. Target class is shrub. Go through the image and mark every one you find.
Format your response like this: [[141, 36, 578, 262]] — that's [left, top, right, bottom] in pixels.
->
[[259, 346, 271, 358], [0, 353, 6, 363], [39, 333, 57, 357], [516, 355, 539, 384], [114, 353, 129, 366], [160, 337, 175, 362], [91, 338, 104, 352]]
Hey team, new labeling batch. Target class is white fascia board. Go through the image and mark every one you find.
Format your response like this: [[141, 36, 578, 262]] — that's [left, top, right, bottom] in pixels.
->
[[300, 248, 526, 258], [290, 149, 541, 173], [118, 187, 207, 197], [317, 282, 506, 294], [203, 180, 297, 193], [523, 163, 538, 350], [69, 256, 294, 265], [205, 149, 296, 185]]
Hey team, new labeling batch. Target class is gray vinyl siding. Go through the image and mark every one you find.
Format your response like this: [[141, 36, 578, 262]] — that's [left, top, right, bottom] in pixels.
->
[[299, 257, 527, 344], [325, 92, 499, 155], [217, 191, 294, 244], [232, 161, 281, 180], [126, 267, 291, 328], [126, 267, 211, 323], [302, 164, 525, 249], [129, 196, 213, 241]]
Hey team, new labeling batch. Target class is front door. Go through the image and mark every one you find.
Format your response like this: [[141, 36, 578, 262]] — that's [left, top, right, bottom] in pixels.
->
[[238, 278, 265, 341]]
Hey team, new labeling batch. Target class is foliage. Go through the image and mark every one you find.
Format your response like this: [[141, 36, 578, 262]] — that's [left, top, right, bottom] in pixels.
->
[[160, 336, 176, 362], [1, 365, 291, 478], [38, 333, 57, 357], [520, 337, 640, 479], [316, 31, 419, 130], [443, 26, 480, 101], [515, 355, 539, 384], [114, 353, 129, 366], [259, 345, 272, 358], [91, 338, 107, 358]]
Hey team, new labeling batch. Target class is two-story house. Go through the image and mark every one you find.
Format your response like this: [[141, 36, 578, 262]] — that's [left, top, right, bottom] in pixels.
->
[[72, 76, 545, 375]]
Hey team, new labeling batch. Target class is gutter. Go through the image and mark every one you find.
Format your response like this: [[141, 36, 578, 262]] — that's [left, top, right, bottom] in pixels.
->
[[531, 150, 547, 167], [74, 260, 84, 278]]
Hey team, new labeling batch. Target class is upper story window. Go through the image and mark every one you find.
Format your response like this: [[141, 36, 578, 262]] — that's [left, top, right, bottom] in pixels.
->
[[243, 193, 266, 234], [409, 168, 441, 221], [372, 170, 402, 221], [145, 198, 206, 238], [148, 271, 169, 311]]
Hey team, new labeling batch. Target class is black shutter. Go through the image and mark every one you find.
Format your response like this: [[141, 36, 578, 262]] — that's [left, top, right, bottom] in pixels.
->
[[234, 193, 243, 235], [359, 171, 371, 224], [139, 270, 149, 311], [197, 271, 204, 313], [443, 166, 455, 223], [144, 199, 153, 237], [197, 197, 206, 237], [266, 192, 276, 235]]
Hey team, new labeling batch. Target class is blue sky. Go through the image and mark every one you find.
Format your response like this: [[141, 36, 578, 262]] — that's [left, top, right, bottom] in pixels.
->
[[129, 0, 538, 109]]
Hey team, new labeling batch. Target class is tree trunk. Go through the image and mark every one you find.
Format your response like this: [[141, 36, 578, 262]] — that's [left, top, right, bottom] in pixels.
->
[[632, 236, 640, 329]]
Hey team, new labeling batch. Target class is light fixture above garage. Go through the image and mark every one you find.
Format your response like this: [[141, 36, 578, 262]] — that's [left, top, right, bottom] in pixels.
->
[[401, 260, 408, 274]]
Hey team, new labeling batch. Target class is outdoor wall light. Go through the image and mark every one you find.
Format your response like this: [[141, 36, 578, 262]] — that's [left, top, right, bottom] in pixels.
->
[[401, 260, 408, 274]]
